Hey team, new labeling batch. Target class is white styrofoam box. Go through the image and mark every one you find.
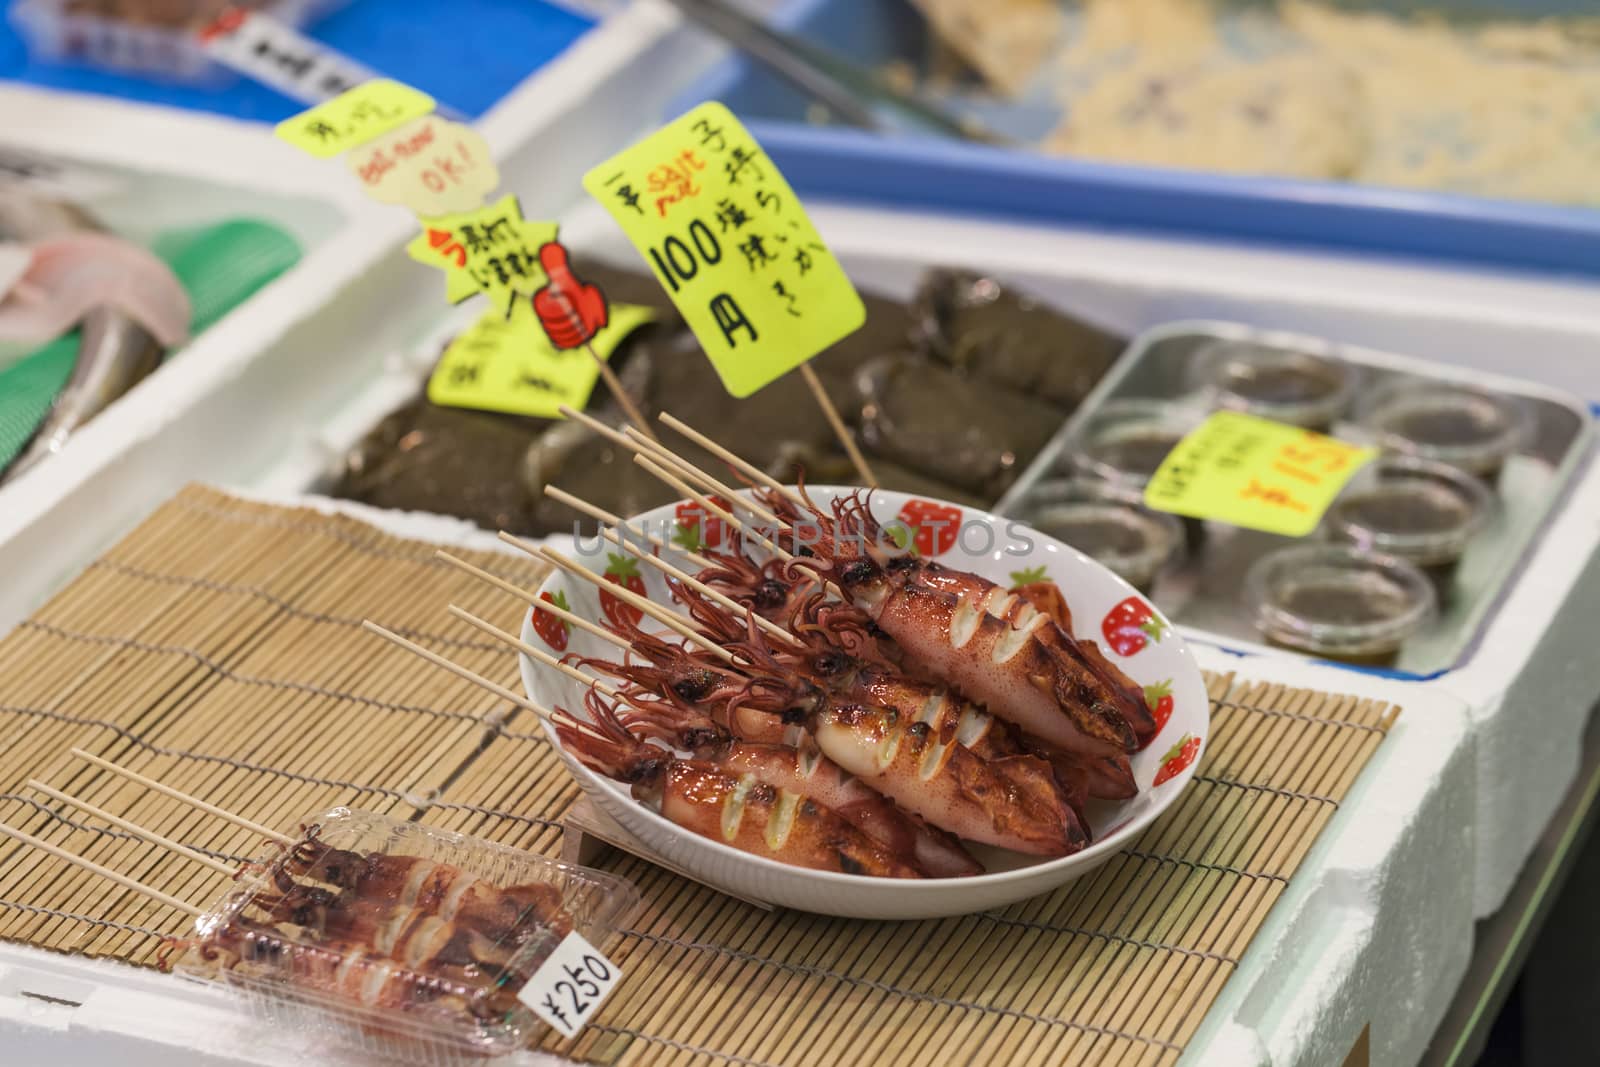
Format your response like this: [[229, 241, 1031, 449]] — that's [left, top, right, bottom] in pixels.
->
[[0, 0, 733, 627], [733, 203, 1600, 923], [3, 189, 1595, 928], [1180, 653, 1475, 1067], [0, 137, 1590, 1062], [0, 499, 1474, 1067]]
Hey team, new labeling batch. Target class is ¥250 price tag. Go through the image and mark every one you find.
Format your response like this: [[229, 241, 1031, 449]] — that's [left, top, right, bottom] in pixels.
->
[[518, 931, 622, 1039], [1144, 411, 1376, 537], [428, 301, 654, 418], [582, 101, 865, 398]]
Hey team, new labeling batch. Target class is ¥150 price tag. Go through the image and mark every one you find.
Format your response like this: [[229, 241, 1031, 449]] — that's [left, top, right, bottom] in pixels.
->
[[582, 101, 865, 398], [1144, 411, 1377, 537], [517, 931, 622, 1039], [428, 301, 655, 418]]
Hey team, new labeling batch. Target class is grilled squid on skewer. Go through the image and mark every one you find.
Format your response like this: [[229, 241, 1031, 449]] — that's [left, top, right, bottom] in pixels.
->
[[555, 695, 923, 879], [253, 872, 568, 975], [708, 586, 1130, 810], [581, 590, 1089, 858], [571, 614, 799, 746], [163, 916, 525, 1022], [804, 700, 1086, 857], [708, 740, 980, 878], [760, 489, 1147, 757], [159, 829, 587, 1030], [573, 676, 980, 878], [273, 829, 573, 940]]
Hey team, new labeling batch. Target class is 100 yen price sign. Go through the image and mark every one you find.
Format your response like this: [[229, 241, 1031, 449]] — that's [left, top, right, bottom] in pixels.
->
[[582, 102, 864, 398], [1144, 411, 1376, 537]]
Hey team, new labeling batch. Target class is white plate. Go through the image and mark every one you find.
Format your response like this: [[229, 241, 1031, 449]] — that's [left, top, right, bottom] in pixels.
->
[[519, 487, 1209, 918]]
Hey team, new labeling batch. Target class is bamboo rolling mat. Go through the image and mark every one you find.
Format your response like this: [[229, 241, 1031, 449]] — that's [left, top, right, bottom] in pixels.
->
[[0, 484, 1399, 1066]]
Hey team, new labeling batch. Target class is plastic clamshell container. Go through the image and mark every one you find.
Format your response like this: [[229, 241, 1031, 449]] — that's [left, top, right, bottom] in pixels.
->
[[677, 0, 1600, 279], [171, 807, 639, 1064], [998, 319, 1595, 677], [9, 0, 345, 84]]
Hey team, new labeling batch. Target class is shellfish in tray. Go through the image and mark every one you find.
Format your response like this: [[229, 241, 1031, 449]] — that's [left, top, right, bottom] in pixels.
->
[[857, 353, 1063, 497], [912, 268, 1124, 411]]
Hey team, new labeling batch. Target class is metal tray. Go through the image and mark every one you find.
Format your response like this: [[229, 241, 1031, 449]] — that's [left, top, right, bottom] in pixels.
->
[[997, 319, 1595, 677]]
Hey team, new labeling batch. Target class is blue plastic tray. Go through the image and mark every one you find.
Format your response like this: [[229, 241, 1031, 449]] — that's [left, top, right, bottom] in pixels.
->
[[0, 0, 593, 121], [673, 0, 1600, 279]]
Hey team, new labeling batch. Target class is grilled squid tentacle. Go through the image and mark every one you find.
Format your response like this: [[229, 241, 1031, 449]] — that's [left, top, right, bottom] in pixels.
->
[[808, 702, 1087, 857], [555, 694, 923, 878]]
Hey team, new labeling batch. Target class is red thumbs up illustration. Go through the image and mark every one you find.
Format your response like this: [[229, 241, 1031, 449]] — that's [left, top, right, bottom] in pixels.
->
[[532, 241, 609, 350]]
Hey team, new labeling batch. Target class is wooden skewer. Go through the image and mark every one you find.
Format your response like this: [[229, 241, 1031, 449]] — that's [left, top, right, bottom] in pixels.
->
[[542, 485, 711, 570], [361, 621, 603, 738], [434, 550, 621, 649], [659, 411, 806, 509], [0, 818, 202, 917], [540, 286, 657, 443], [799, 362, 878, 489], [69, 748, 290, 846], [527, 545, 738, 665], [26, 780, 235, 877], [559, 402, 648, 456], [501, 532, 736, 659], [633, 424, 860, 601], [586, 343, 656, 441], [446, 605, 622, 699], [634, 454, 855, 603], [561, 402, 785, 532], [596, 525, 802, 648], [633, 455, 793, 563], [622, 427, 788, 530]]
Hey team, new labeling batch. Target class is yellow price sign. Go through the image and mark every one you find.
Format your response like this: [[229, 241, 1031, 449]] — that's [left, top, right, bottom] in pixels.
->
[[406, 195, 558, 315], [275, 78, 436, 159], [427, 302, 656, 419], [581, 102, 865, 398], [347, 115, 499, 217], [1143, 411, 1377, 537]]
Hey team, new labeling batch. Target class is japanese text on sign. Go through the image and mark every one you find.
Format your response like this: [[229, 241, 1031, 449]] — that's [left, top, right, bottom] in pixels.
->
[[582, 102, 865, 398], [273, 79, 435, 159], [1144, 412, 1377, 537], [347, 114, 499, 217], [518, 931, 622, 1039], [428, 301, 654, 419], [199, 9, 374, 106], [405, 195, 558, 314]]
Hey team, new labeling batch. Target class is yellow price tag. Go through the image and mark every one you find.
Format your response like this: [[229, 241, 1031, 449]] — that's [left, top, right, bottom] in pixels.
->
[[581, 102, 865, 398], [274, 79, 436, 159], [1144, 412, 1377, 537], [406, 195, 558, 314], [347, 115, 499, 217], [427, 302, 656, 419]]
